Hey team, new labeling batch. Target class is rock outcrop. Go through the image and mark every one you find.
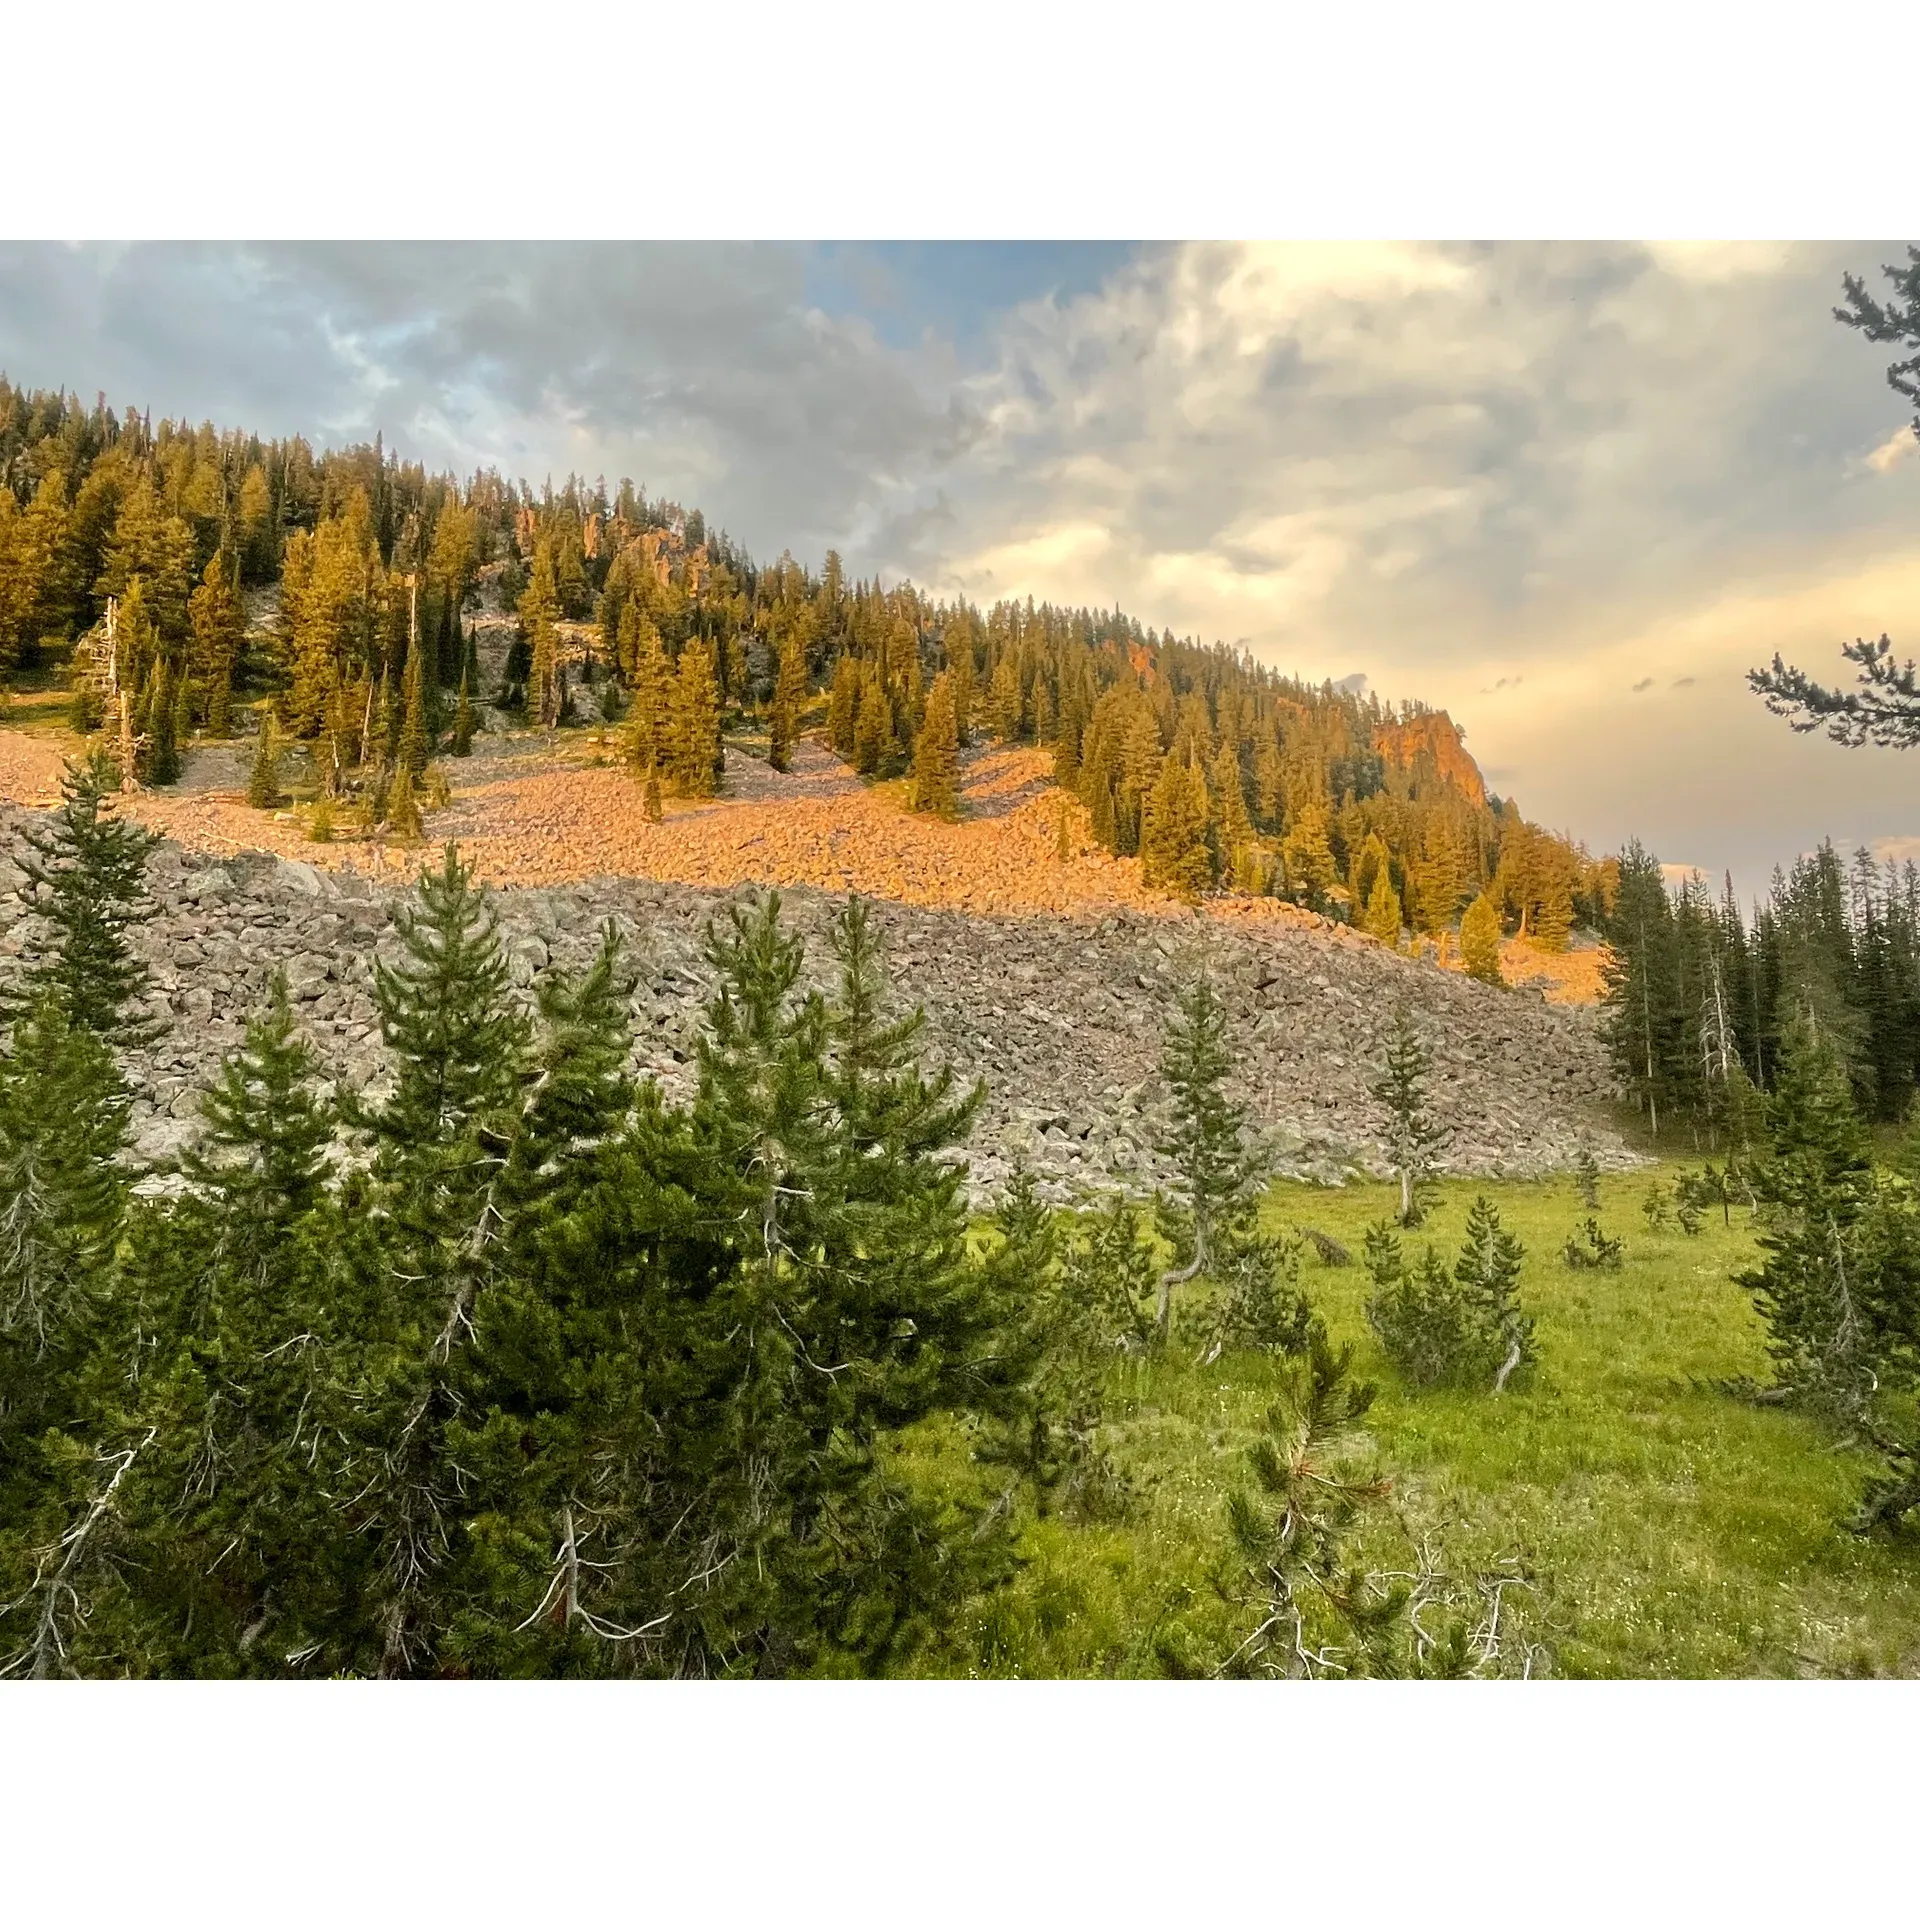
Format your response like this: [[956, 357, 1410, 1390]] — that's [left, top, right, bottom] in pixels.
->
[[0, 802, 1634, 1203]]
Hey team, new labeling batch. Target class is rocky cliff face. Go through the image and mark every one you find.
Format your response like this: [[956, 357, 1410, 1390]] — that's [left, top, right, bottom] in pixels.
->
[[1373, 710, 1488, 808], [0, 803, 1633, 1202]]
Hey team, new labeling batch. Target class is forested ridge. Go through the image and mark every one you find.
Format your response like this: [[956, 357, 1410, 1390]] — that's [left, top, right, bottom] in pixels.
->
[[0, 378, 1612, 950]]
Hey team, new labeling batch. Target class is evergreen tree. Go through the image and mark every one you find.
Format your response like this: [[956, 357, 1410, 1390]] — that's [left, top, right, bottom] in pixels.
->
[[1461, 890, 1504, 985], [827, 653, 859, 759], [1455, 1194, 1535, 1390], [7, 749, 159, 1044], [1282, 805, 1336, 909], [1603, 841, 1681, 1135], [187, 552, 242, 737], [910, 670, 959, 819], [342, 846, 532, 1674], [670, 638, 722, 797], [1362, 868, 1402, 947], [1371, 1004, 1451, 1227], [247, 714, 282, 810], [1735, 1013, 1886, 1423], [399, 638, 430, 775], [144, 657, 181, 786], [1141, 753, 1211, 901], [386, 763, 424, 840], [1210, 742, 1254, 874], [853, 668, 894, 776], [520, 546, 562, 729], [451, 668, 475, 756], [1151, 972, 1309, 1350], [768, 633, 807, 773], [1179, 1331, 1414, 1679]]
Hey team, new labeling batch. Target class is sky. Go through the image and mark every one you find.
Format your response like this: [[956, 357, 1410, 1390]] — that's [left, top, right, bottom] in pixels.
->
[[2, 237, 1916, 905]]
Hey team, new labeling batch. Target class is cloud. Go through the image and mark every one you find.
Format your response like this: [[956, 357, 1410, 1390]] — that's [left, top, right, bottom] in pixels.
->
[[1867, 423, 1919, 474], [0, 242, 975, 562], [1872, 835, 1920, 865], [1632, 677, 1655, 692], [1671, 675, 1696, 688]]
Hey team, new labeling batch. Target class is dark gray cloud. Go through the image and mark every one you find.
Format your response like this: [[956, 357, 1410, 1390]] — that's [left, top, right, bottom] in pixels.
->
[[0, 242, 976, 562]]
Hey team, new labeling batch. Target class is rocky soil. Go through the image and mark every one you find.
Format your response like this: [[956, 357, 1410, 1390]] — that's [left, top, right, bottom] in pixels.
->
[[0, 798, 1635, 1203]]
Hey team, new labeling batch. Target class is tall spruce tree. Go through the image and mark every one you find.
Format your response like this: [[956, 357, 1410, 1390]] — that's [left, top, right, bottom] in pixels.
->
[[768, 633, 807, 774], [1151, 970, 1311, 1351], [8, 749, 160, 1044], [910, 669, 959, 819], [1371, 1004, 1451, 1227], [1461, 890, 1503, 985], [670, 638, 722, 798]]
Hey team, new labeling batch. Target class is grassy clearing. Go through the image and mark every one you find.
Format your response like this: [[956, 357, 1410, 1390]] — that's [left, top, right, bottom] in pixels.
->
[[915, 1163, 1920, 1678], [1, 644, 85, 745]]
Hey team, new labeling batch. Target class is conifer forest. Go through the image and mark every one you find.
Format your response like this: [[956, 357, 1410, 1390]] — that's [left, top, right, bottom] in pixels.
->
[[2, 245, 1920, 1682]]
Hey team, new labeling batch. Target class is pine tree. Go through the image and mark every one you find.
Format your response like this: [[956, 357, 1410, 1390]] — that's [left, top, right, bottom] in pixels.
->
[[1735, 1012, 1883, 1422], [521, 546, 562, 728], [1150, 972, 1308, 1348], [1141, 753, 1211, 901], [1210, 743, 1254, 873], [1365, 1224, 1473, 1388], [343, 847, 533, 1673], [670, 638, 722, 797], [1282, 805, 1337, 909], [1454, 1194, 1534, 1389], [1185, 1330, 1412, 1679], [643, 767, 663, 823], [853, 668, 894, 776], [910, 670, 959, 818], [949, 629, 975, 745], [399, 638, 430, 775], [187, 552, 243, 737], [1573, 1137, 1601, 1211], [179, 970, 336, 1263], [1603, 841, 1681, 1135], [144, 658, 181, 786], [451, 668, 475, 756], [8, 749, 159, 1045], [171, 662, 193, 752], [828, 653, 859, 759], [1371, 1004, 1452, 1227], [1461, 891, 1504, 986], [247, 714, 282, 810], [1363, 868, 1403, 947], [386, 763, 424, 840], [768, 633, 807, 773]]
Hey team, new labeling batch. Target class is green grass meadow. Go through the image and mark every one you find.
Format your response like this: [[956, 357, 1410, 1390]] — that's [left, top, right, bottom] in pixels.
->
[[915, 1164, 1920, 1678]]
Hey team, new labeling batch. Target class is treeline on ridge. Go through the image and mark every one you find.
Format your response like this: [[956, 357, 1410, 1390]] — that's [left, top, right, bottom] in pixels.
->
[[0, 378, 1612, 949]]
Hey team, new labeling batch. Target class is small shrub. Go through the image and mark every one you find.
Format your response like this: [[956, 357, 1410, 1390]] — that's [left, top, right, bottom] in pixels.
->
[[1641, 1182, 1673, 1233], [306, 795, 335, 844], [1194, 1232, 1319, 1364], [1573, 1139, 1601, 1211], [1368, 1199, 1535, 1390], [1562, 1217, 1624, 1270], [1366, 1223, 1473, 1386]]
